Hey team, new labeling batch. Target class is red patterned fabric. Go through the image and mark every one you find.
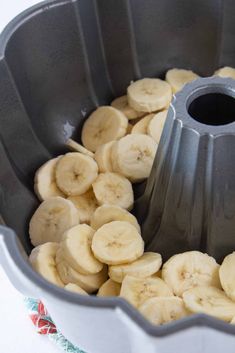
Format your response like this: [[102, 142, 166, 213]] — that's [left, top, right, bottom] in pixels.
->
[[29, 301, 57, 334]]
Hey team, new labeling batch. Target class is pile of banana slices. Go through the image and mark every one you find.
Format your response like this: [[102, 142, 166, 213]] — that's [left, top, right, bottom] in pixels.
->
[[28, 67, 235, 326]]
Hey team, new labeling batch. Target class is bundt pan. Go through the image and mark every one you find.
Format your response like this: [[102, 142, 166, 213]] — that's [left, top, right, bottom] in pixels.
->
[[1, 0, 235, 352]]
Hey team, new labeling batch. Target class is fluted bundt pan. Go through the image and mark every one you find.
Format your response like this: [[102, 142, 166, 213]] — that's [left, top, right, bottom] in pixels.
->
[[1, 1, 235, 352]]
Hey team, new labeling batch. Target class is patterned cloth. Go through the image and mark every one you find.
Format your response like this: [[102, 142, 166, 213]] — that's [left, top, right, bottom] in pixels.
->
[[24, 298, 87, 353]]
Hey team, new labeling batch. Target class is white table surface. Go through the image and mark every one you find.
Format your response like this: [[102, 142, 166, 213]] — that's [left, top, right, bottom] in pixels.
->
[[0, 1, 60, 352]]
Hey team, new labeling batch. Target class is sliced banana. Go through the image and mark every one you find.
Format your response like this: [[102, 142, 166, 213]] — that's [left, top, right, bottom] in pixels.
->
[[147, 110, 168, 144], [34, 156, 65, 201], [55, 152, 98, 196], [68, 189, 98, 224], [131, 114, 155, 135], [64, 283, 88, 295], [92, 172, 134, 210], [139, 297, 189, 325], [214, 66, 235, 79], [61, 224, 103, 275], [97, 279, 121, 297], [127, 78, 172, 113], [111, 95, 145, 120], [56, 249, 107, 293], [90, 205, 140, 232], [94, 141, 115, 173], [29, 242, 64, 287], [231, 317, 235, 324], [66, 138, 94, 158], [81, 106, 128, 152], [127, 123, 133, 134], [219, 252, 235, 301], [162, 251, 220, 297], [120, 275, 173, 308], [165, 68, 199, 93], [111, 134, 157, 182], [183, 286, 235, 322], [91, 221, 144, 265], [29, 197, 79, 246], [109, 252, 162, 283]]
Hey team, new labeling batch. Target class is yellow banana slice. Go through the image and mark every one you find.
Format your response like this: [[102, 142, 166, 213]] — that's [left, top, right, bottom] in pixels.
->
[[219, 252, 235, 301], [127, 78, 172, 113], [214, 66, 235, 79], [55, 152, 98, 196], [131, 114, 155, 135], [66, 138, 94, 158], [61, 224, 103, 275], [97, 279, 121, 297], [64, 283, 88, 295], [120, 275, 173, 308], [109, 252, 162, 283], [91, 221, 144, 265], [165, 68, 199, 93], [29, 196, 79, 246], [92, 172, 134, 210], [126, 123, 133, 134], [111, 95, 145, 120], [29, 242, 64, 287], [183, 286, 235, 322], [68, 189, 98, 224], [94, 141, 115, 173], [147, 110, 168, 143], [81, 106, 128, 152]]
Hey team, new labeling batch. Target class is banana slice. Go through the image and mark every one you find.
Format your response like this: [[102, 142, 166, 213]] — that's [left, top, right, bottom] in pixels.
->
[[92, 172, 134, 210], [120, 275, 173, 308], [60, 224, 103, 275], [91, 221, 144, 265], [81, 106, 128, 152], [64, 283, 88, 295], [55, 152, 98, 196], [109, 252, 162, 283], [66, 138, 94, 158], [183, 286, 235, 322], [231, 317, 235, 324], [34, 156, 65, 201], [94, 141, 115, 173], [219, 252, 235, 301], [165, 69, 199, 93], [127, 123, 133, 134], [29, 196, 79, 246], [214, 66, 235, 79], [29, 242, 64, 287], [147, 110, 168, 144], [90, 205, 140, 232], [127, 78, 172, 113], [56, 249, 107, 293], [97, 279, 121, 297], [139, 297, 189, 325], [162, 251, 220, 297], [131, 114, 155, 135], [68, 189, 98, 224], [111, 95, 145, 120], [111, 134, 157, 182]]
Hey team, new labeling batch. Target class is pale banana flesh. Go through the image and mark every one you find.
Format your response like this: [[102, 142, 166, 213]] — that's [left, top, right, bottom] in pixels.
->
[[68, 189, 98, 224], [111, 95, 145, 120], [131, 114, 155, 135], [94, 141, 115, 173], [165, 68, 199, 93], [66, 138, 94, 158], [219, 252, 235, 301], [64, 283, 88, 295], [214, 66, 235, 79], [97, 279, 121, 297], [147, 110, 168, 144]]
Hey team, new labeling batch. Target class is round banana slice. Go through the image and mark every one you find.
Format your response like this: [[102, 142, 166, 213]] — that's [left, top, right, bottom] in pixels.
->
[[162, 251, 220, 297], [29, 197, 79, 246], [214, 66, 235, 79], [92, 172, 134, 210], [165, 68, 199, 93], [34, 156, 65, 201], [131, 114, 155, 135], [97, 279, 121, 297], [91, 221, 144, 265], [55, 152, 98, 196], [66, 138, 94, 158], [56, 249, 107, 293], [120, 275, 173, 308], [111, 95, 145, 120], [81, 106, 128, 152], [219, 252, 235, 301], [64, 283, 88, 295], [68, 189, 98, 224], [127, 78, 172, 113], [111, 134, 157, 182], [61, 224, 103, 275], [109, 252, 162, 283], [139, 297, 189, 325], [90, 205, 140, 232], [183, 286, 235, 322], [94, 141, 115, 173], [147, 110, 168, 144], [29, 242, 64, 287]]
